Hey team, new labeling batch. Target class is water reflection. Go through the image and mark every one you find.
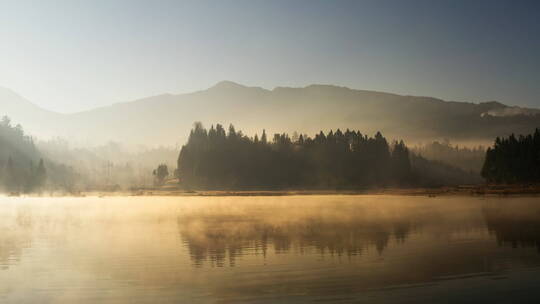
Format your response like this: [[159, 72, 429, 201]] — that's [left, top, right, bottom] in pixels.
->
[[176, 196, 470, 268], [178, 213, 414, 267], [0, 205, 33, 270], [2, 196, 540, 303], [0, 231, 29, 270], [177, 196, 540, 271], [173, 196, 540, 301], [483, 200, 540, 252]]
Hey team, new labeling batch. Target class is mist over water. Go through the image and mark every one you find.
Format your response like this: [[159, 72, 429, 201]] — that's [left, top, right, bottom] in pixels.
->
[[2, 1, 540, 303], [1, 195, 540, 303]]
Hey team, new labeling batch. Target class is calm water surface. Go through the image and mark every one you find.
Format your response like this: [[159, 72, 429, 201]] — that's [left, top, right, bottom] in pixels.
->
[[1, 195, 540, 303]]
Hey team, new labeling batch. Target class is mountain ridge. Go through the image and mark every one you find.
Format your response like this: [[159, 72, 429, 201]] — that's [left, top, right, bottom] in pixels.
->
[[0, 82, 538, 145]]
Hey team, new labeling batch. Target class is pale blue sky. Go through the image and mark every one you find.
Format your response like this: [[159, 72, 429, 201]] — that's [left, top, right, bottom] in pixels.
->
[[0, 0, 539, 113]]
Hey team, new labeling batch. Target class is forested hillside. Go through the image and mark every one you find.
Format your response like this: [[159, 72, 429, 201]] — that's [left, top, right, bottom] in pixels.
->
[[0, 116, 46, 192], [177, 123, 480, 190], [482, 129, 540, 183], [0, 116, 75, 193]]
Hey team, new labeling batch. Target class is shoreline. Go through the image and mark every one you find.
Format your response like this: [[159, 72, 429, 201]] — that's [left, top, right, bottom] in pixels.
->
[[73, 184, 540, 197], [4, 185, 540, 198], [125, 183, 540, 196]]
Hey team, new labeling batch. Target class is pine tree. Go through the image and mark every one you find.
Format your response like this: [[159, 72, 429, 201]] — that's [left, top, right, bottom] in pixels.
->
[[36, 158, 47, 189], [261, 130, 267, 145]]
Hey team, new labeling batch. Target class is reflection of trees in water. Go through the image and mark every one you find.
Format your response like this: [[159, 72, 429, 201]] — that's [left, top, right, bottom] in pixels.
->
[[1, 204, 83, 271], [483, 203, 540, 252], [0, 207, 33, 270], [178, 213, 413, 267], [0, 232, 31, 270], [0, 232, 21, 270]]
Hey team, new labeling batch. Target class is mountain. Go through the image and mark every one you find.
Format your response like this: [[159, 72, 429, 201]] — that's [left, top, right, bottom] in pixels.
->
[[1, 82, 539, 145], [0, 87, 64, 138]]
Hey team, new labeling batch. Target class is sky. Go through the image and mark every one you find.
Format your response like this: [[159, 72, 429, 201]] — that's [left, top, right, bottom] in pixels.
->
[[0, 0, 539, 113]]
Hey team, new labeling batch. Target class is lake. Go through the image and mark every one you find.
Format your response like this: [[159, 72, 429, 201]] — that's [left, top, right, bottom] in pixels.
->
[[1, 195, 540, 303]]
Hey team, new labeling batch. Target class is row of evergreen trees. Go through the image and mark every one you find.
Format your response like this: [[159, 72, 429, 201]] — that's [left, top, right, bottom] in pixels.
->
[[481, 129, 540, 183], [0, 157, 47, 193], [0, 116, 47, 193], [177, 123, 412, 189]]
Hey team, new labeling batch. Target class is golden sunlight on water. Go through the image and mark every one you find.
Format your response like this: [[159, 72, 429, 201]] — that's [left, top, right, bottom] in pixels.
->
[[1, 195, 540, 303]]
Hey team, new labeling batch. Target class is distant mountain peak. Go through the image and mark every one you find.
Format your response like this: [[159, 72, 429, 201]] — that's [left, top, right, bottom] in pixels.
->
[[211, 80, 247, 90], [207, 81, 270, 95], [1, 82, 539, 145]]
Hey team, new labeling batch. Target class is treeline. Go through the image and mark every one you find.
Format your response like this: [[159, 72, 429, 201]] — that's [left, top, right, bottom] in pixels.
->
[[178, 123, 473, 189], [481, 129, 540, 183], [0, 116, 47, 193], [0, 116, 84, 193]]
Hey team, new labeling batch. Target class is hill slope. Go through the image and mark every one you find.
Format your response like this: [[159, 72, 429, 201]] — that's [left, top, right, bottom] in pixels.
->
[[1, 82, 539, 145]]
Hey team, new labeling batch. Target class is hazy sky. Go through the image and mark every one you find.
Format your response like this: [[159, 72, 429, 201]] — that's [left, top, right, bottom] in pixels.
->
[[1, 0, 539, 113]]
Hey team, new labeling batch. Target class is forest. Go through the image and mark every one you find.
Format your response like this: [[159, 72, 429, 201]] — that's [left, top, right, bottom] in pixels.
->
[[0, 115, 177, 194], [0, 116, 79, 193], [176, 122, 479, 190], [0, 116, 47, 193], [481, 129, 540, 183], [4, 116, 538, 194]]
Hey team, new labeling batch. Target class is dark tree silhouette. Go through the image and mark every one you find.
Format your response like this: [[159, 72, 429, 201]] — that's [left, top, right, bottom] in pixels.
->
[[35, 158, 47, 189], [153, 163, 169, 185], [0, 116, 98, 193], [4, 157, 18, 192], [176, 122, 416, 190], [391, 140, 412, 185], [481, 129, 540, 183]]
